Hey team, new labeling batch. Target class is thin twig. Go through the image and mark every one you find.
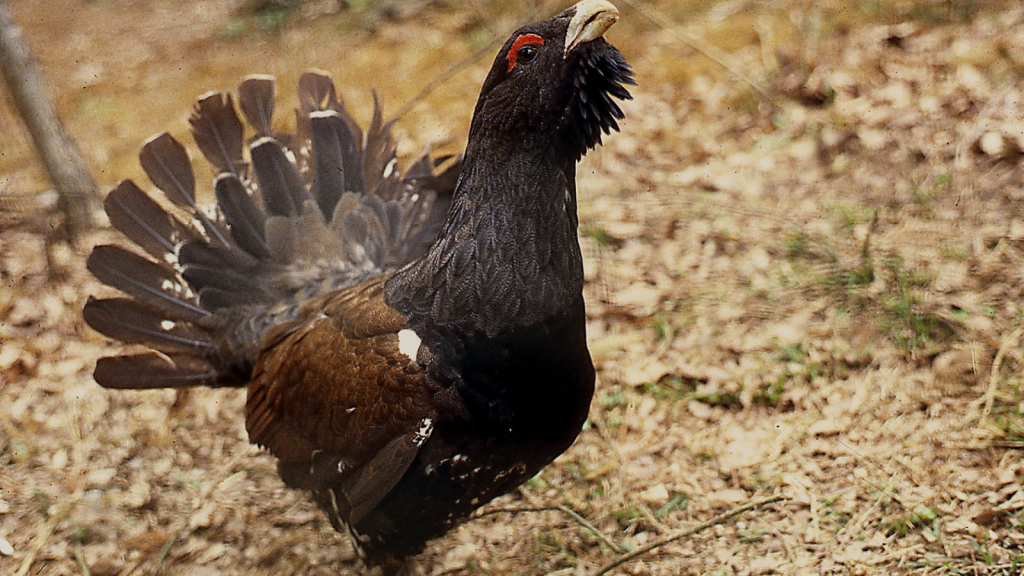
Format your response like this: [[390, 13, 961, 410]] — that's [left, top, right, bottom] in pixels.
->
[[637, 503, 668, 535], [976, 328, 1022, 427], [867, 543, 925, 566], [473, 503, 625, 554], [557, 504, 626, 554], [590, 495, 785, 576], [616, 0, 777, 109], [472, 504, 558, 519], [149, 523, 184, 570], [834, 467, 896, 543]]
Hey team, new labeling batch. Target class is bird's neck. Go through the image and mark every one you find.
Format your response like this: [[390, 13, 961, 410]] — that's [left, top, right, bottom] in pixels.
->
[[385, 128, 594, 442], [386, 132, 585, 339]]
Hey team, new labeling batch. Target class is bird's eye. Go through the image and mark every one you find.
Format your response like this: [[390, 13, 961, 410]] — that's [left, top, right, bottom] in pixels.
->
[[506, 33, 544, 72], [517, 45, 538, 64]]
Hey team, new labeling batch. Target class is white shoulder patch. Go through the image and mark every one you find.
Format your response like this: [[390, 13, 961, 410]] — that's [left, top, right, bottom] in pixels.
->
[[413, 417, 434, 445], [397, 329, 422, 361]]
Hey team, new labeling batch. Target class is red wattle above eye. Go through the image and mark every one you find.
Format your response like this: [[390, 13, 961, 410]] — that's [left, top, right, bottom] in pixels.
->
[[507, 34, 545, 72]]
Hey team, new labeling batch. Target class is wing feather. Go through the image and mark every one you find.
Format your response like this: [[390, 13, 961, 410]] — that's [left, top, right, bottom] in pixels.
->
[[246, 279, 432, 528]]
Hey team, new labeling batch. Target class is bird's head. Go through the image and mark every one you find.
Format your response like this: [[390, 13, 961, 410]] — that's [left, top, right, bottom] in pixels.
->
[[470, 0, 635, 160]]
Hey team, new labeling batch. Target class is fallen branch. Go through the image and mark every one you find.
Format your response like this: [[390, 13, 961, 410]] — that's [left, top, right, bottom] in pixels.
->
[[0, 1, 98, 240], [591, 495, 786, 576]]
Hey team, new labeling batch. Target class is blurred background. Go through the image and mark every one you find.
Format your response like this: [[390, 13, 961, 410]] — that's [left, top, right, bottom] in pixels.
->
[[2, 0, 1023, 574]]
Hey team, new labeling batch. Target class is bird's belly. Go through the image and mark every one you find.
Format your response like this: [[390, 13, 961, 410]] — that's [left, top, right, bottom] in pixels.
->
[[351, 403, 587, 562]]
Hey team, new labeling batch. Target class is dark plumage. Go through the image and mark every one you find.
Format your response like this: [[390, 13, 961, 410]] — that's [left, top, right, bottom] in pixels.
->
[[84, 0, 634, 571]]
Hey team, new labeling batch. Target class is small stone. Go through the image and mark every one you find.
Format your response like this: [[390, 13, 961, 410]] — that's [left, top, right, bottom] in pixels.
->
[[978, 131, 1009, 158], [50, 449, 68, 470], [123, 482, 151, 509], [638, 484, 670, 504], [85, 467, 117, 488]]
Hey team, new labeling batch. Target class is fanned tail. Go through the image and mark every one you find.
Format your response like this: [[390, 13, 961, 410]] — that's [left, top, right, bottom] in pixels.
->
[[86, 71, 461, 390]]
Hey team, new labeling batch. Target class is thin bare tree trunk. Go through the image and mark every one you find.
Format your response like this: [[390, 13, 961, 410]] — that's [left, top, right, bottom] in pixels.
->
[[0, 0, 97, 241]]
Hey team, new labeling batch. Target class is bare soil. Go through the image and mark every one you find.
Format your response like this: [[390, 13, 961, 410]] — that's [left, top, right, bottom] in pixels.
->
[[2, 0, 1023, 575]]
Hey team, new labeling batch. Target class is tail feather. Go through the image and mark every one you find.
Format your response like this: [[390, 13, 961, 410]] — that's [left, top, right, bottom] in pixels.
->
[[87, 245, 209, 324], [95, 353, 221, 389], [362, 92, 398, 199], [297, 71, 364, 157], [104, 180, 189, 261], [139, 132, 196, 210], [190, 92, 246, 176], [214, 173, 270, 259], [84, 297, 213, 356], [250, 137, 311, 217], [88, 72, 463, 392], [176, 242, 269, 308], [430, 154, 462, 194], [194, 287, 258, 312], [309, 110, 361, 217], [382, 201, 405, 254], [238, 75, 276, 138], [297, 71, 338, 113], [387, 153, 460, 265], [403, 152, 436, 181], [180, 262, 266, 304], [178, 241, 259, 276], [140, 133, 231, 248]]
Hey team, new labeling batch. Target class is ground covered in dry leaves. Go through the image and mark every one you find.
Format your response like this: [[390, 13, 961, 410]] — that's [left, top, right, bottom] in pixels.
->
[[2, 0, 1023, 574]]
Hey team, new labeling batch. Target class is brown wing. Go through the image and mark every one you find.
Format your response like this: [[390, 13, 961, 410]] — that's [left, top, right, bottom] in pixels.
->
[[246, 277, 436, 524]]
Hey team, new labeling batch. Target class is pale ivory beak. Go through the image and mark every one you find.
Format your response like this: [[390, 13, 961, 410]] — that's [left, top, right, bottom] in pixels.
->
[[564, 0, 620, 56]]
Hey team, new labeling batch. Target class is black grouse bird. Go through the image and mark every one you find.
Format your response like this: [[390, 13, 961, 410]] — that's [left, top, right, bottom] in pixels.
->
[[84, 0, 634, 570]]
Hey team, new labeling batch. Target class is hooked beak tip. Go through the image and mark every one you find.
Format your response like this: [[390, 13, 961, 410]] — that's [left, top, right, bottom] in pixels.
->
[[564, 0, 619, 56]]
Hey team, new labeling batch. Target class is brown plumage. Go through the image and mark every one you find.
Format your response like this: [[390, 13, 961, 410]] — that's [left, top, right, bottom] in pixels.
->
[[84, 0, 633, 571]]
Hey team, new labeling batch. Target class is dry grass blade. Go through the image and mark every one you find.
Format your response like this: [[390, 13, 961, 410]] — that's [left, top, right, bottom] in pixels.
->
[[15, 496, 79, 576], [988, 441, 1024, 449], [73, 547, 92, 576], [590, 495, 786, 576]]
